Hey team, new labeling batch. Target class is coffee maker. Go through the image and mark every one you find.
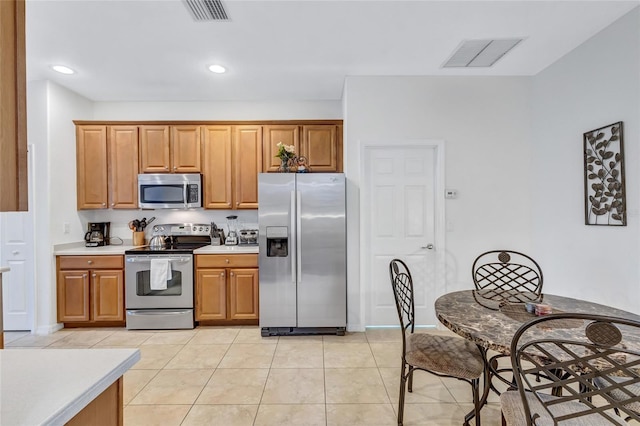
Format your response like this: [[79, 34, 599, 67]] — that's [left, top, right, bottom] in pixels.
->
[[84, 222, 110, 247]]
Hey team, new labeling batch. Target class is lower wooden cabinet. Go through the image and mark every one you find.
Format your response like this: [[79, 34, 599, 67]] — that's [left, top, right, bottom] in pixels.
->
[[57, 255, 125, 325], [196, 254, 259, 322]]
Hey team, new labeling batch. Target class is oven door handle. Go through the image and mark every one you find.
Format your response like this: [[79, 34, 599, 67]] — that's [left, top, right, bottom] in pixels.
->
[[126, 257, 191, 263]]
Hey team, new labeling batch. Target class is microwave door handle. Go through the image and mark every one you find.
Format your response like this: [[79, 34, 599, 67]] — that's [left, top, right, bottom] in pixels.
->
[[184, 183, 188, 208]]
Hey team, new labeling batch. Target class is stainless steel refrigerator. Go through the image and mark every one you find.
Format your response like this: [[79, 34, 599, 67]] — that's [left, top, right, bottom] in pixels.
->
[[258, 173, 346, 336]]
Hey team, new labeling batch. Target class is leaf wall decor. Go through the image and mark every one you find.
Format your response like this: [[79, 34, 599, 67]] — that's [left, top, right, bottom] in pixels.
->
[[583, 121, 626, 226]]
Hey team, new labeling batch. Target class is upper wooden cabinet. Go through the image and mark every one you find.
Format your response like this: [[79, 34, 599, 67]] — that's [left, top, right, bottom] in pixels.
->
[[139, 125, 170, 172], [301, 125, 339, 172], [0, 0, 27, 212], [262, 124, 342, 173], [139, 125, 201, 173], [172, 125, 202, 172], [77, 125, 139, 210], [76, 120, 342, 210], [234, 126, 262, 209], [263, 125, 300, 172], [202, 125, 233, 209], [77, 126, 109, 209], [108, 126, 139, 209]]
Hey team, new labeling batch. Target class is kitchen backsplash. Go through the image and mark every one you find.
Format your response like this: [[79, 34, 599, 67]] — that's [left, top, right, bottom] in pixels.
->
[[78, 209, 258, 242]]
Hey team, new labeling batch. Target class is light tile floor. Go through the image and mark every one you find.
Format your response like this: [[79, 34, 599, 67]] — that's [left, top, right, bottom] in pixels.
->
[[4, 327, 502, 425]]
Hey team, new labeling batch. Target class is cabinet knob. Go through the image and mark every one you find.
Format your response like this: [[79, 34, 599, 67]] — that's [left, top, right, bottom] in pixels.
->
[[173, 166, 177, 170], [92, 273, 96, 278], [230, 272, 234, 277], [220, 272, 225, 278], [236, 202, 239, 206], [225, 258, 229, 263], [165, 166, 169, 170], [87, 260, 93, 264], [12, 250, 19, 255], [111, 203, 115, 207], [82, 274, 87, 278], [102, 202, 106, 206]]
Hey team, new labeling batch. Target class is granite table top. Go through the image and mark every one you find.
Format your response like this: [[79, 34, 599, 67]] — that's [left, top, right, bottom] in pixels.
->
[[435, 290, 640, 354]]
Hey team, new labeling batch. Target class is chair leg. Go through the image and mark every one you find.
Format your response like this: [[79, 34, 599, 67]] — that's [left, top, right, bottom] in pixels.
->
[[398, 366, 407, 426], [408, 366, 414, 392], [464, 378, 481, 426]]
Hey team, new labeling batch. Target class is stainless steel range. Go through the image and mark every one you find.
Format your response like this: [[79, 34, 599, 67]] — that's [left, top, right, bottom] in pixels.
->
[[124, 223, 211, 330]]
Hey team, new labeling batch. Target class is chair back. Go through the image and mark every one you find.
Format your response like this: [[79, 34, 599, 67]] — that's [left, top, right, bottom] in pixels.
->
[[389, 258, 415, 335], [510, 312, 640, 425], [472, 250, 543, 304]]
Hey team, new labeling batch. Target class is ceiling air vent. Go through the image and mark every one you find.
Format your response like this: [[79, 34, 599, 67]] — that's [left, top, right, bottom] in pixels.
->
[[443, 38, 522, 68], [183, 0, 229, 21]]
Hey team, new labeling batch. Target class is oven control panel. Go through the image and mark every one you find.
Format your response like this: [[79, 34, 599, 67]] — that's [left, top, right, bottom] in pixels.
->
[[151, 223, 211, 236]]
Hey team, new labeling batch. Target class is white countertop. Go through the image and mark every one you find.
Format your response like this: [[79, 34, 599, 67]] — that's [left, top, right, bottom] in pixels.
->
[[54, 242, 259, 255], [194, 245, 259, 254], [53, 244, 138, 255], [0, 348, 140, 425]]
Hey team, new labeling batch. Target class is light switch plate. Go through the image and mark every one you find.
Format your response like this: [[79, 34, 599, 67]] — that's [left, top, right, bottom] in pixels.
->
[[445, 189, 458, 199]]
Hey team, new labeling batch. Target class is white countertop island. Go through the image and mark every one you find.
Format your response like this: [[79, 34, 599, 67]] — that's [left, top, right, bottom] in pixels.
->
[[0, 348, 139, 425]]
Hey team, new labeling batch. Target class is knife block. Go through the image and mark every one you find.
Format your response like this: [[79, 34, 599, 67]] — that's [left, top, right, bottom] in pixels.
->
[[133, 231, 145, 246]]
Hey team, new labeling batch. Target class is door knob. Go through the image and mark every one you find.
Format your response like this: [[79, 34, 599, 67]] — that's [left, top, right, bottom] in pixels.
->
[[421, 244, 434, 250]]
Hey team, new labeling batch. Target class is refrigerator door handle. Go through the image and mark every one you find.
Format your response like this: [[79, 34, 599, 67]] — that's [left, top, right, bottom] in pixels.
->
[[296, 190, 302, 281], [291, 190, 296, 283]]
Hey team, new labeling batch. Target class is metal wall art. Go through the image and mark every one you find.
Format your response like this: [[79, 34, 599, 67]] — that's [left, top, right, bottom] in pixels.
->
[[583, 121, 626, 226]]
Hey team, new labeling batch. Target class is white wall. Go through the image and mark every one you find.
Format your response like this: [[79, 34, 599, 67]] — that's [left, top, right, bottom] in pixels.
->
[[530, 8, 640, 312], [343, 76, 533, 330], [93, 101, 342, 120], [28, 80, 93, 333]]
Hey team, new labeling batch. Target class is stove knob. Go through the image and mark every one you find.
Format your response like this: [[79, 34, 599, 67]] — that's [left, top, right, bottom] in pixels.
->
[[193, 226, 197, 232]]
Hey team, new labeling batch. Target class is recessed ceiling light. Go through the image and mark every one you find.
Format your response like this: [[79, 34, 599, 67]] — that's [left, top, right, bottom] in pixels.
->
[[208, 64, 226, 74], [51, 65, 76, 75]]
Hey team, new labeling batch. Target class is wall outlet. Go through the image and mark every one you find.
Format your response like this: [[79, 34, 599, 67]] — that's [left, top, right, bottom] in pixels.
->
[[63, 222, 70, 234]]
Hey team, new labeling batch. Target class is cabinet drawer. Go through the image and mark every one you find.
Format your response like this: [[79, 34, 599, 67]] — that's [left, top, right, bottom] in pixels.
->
[[196, 254, 258, 268], [58, 255, 124, 270]]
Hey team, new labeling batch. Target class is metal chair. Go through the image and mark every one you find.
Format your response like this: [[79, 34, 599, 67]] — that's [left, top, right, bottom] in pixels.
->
[[472, 250, 545, 397], [472, 250, 543, 308], [500, 313, 640, 425], [389, 259, 485, 426]]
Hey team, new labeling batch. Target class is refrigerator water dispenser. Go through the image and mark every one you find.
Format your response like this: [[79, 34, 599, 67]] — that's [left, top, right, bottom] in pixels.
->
[[266, 226, 288, 257]]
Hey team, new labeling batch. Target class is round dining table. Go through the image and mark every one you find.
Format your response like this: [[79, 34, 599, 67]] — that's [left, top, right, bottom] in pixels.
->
[[435, 290, 640, 355]]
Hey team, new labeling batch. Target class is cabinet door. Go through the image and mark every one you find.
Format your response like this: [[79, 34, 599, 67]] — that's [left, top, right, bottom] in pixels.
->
[[263, 125, 299, 172], [202, 126, 232, 209], [196, 269, 227, 320], [233, 126, 262, 209], [301, 125, 338, 172], [140, 125, 170, 172], [172, 125, 201, 172], [76, 126, 108, 209], [57, 270, 90, 322], [229, 268, 259, 320], [108, 126, 139, 209], [91, 270, 124, 321]]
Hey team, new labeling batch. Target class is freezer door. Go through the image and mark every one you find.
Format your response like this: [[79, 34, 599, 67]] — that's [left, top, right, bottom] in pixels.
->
[[297, 173, 346, 327], [258, 173, 297, 327]]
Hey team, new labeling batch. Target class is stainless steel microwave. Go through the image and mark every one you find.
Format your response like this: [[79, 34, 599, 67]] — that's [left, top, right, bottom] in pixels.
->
[[138, 173, 202, 209]]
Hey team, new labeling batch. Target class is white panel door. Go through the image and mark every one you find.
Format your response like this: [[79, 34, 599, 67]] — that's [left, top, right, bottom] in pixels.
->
[[1, 212, 33, 330], [0, 145, 34, 331], [364, 145, 439, 326]]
